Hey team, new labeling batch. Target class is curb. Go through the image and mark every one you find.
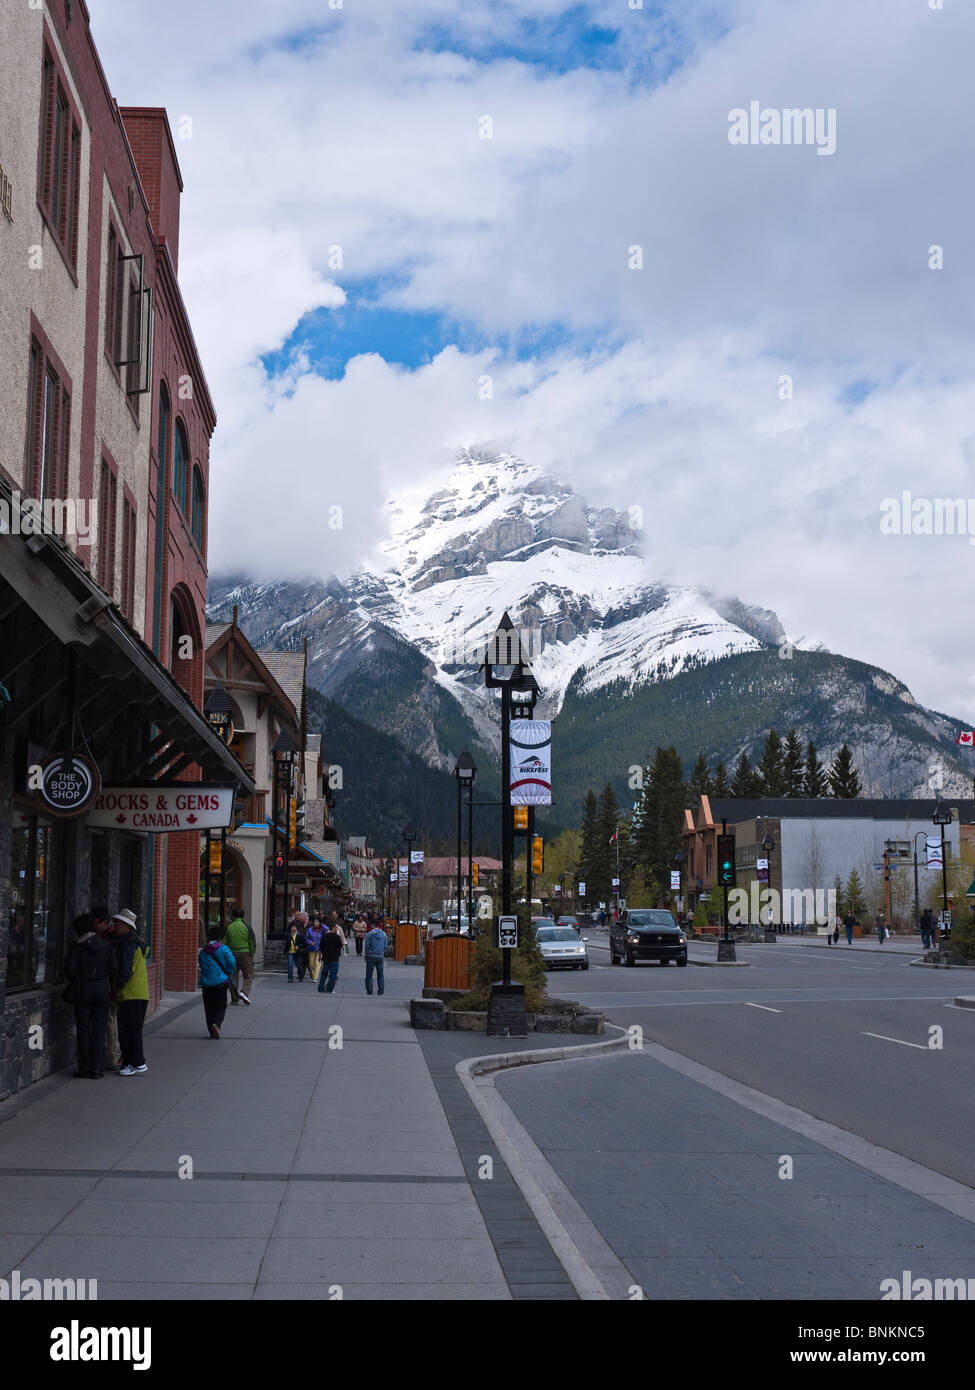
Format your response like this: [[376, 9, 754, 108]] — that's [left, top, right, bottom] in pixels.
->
[[953, 996, 975, 1008], [457, 1030, 635, 1301], [689, 959, 751, 968]]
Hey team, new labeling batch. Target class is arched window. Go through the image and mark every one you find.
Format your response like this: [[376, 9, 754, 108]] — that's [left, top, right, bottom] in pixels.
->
[[173, 418, 189, 515], [191, 466, 205, 550], [157, 383, 169, 468]]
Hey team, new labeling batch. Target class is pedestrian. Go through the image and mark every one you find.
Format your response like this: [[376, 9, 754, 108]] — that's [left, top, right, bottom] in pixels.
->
[[317, 922, 343, 994], [353, 914, 367, 957], [843, 911, 858, 947], [198, 925, 238, 1039], [919, 907, 934, 950], [224, 907, 257, 1003], [111, 909, 149, 1075], [287, 918, 302, 981], [305, 916, 324, 982], [364, 919, 388, 996], [289, 912, 309, 981], [875, 913, 887, 944], [64, 912, 117, 1078], [91, 906, 121, 1068]]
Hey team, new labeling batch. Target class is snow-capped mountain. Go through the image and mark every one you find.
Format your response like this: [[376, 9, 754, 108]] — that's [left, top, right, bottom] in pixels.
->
[[208, 447, 972, 805]]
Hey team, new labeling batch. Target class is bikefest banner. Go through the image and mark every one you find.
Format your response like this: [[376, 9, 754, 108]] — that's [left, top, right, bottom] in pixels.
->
[[509, 719, 552, 805]]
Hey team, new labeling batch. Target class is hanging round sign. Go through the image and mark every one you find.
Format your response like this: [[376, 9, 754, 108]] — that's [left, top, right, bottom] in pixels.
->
[[35, 751, 101, 818]]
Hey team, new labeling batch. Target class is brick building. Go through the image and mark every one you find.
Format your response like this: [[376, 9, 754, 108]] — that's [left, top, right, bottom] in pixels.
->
[[0, 0, 250, 1094]]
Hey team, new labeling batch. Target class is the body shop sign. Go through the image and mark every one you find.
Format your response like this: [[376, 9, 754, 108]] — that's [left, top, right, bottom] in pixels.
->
[[86, 786, 234, 830]]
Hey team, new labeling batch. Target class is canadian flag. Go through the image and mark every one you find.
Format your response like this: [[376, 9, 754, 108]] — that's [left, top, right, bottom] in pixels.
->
[[957, 731, 975, 746], [609, 829, 618, 843]]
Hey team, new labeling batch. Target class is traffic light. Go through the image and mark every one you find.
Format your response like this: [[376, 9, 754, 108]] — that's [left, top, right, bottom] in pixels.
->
[[273, 854, 285, 884], [209, 840, 222, 874], [532, 835, 544, 875], [472, 861, 479, 887], [514, 806, 528, 831], [716, 834, 736, 887], [289, 797, 298, 849]]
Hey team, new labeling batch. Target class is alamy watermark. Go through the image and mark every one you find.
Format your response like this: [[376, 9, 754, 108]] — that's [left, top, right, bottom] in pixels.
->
[[881, 1271, 975, 1300], [728, 886, 836, 927], [880, 493, 975, 544], [728, 102, 837, 156], [1, 1269, 97, 1299], [0, 492, 94, 542]]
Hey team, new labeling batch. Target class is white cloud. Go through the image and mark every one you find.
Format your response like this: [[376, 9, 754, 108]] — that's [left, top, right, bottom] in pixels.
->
[[85, 0, 975, 718]]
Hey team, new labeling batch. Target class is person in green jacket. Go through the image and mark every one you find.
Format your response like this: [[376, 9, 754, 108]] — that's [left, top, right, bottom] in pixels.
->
[[224, 909, 256, 1004], [111, 909, 149, 1075]]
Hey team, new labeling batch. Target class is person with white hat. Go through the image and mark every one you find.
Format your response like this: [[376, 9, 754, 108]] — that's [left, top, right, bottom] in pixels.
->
[[112, 909, 149, 1075]]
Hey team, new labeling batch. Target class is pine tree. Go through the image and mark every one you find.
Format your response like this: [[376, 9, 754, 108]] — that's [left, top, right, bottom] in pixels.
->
[[805, 741, 829, 797], [712, 760, 731, 797], [732, 751, 760, 797], [832, 873, 845, 917], [845, 868, 867, 917], [594, 782, 620, 905], [829, 744, 862, 798], [579, 790, 599, 902], [783, 729, 805, 797], [632, 747, 686, 889], [688, 752, 711, 802], [758, 729, 785, 796]]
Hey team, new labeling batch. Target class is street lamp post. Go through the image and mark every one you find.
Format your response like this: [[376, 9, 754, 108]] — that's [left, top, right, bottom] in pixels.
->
[[384, 857, 394, 917], [454, 753, 476, 934], [911, 829, 928, 936], [203, 684, 234, 931], [760, 831, 776, 941], [482, 613, 538, 1033], [273, 726, 297, 937], [933, 800, 953, 936], [403, 827, 417, 926]]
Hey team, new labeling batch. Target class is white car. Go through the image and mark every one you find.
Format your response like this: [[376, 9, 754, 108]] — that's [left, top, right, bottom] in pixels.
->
[[534, 923, 590, 970]]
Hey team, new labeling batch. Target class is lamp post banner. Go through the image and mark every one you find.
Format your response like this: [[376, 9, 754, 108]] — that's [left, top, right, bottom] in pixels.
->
[[509, 719, 552, 805], [410, 849, 424, 878], [926, 835, 943, 868]]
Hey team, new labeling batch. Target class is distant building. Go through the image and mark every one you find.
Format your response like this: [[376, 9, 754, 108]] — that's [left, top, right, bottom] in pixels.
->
[[684, 796, 972, 927]]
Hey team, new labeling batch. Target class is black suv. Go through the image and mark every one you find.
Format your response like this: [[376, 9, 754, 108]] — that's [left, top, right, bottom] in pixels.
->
[[610, 908, 688, 967]]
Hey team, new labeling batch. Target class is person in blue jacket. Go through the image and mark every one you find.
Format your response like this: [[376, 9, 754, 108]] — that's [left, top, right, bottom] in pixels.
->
[[198, 925, 238, 1039]]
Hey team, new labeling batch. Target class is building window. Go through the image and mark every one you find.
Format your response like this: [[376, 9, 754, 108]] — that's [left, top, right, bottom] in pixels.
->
[[121, 494, 136, 620], [152, 384, 169, 656], [38, 45, 81, 272], [191, 466, 205, 550], [98, 456, 118, 594], [7, 814, 59, 991], [173, 418, 188, 515], [26, 334, 70, 503]]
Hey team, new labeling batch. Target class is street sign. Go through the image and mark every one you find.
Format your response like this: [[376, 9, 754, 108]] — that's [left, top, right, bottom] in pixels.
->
[[577, 880, 586, 895], [495, 915, 518, 949], [873, 863, 884, 872]]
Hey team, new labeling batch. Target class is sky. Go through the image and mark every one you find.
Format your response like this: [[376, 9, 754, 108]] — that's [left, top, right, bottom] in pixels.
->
[[86, 0, 975, 720]]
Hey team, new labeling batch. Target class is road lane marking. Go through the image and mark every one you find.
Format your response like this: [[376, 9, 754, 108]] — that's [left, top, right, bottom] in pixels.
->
[[862, 1031, 930, 1050], [746, 1002, 783, 1013]]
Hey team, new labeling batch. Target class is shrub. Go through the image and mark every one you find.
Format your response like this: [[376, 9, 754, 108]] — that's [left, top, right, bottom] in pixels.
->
[[448, 904, 549, 1013]]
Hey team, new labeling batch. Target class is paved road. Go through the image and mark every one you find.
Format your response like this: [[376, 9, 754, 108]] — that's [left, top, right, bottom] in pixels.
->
[[554, 938, 975, 1185]]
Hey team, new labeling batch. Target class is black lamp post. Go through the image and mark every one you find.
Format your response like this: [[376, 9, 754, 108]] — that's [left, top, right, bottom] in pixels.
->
[[403, 826, 417, 926], [273, 726, 297, 937], [482, 613, 538, 1033], [760, 831, 776, 940], [933, 800, 953, 933], [454, 753, 476, 933], [384, 857, 394, 917]]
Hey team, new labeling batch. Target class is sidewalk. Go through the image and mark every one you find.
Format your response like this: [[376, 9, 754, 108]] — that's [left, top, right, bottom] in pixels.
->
[[0, 964, 581, 1300]]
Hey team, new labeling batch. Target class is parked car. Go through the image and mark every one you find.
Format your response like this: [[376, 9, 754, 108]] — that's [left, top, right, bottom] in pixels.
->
[[534, 922, 589, 970], [610, 908, 687, 967], [555, 915, 579, 927]]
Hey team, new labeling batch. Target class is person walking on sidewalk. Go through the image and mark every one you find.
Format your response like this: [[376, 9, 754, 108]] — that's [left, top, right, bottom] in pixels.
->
[[65, 912, 117, 1078], [198, 926, 238, 1039], [920, 907, 934, 950], [289, 912, 309, 981], [843, 911, 858, 947], [287, 919, 303, 981], [875, 912, 887, 944], [305, 917, 324, 983], [225, 909, 256, 1003], [112, 909, 149, 1075], [353, 914, 367, 957], [364, 921, 388, 996], [317, 923, 343, 994], [92, 906, 121, 1069]]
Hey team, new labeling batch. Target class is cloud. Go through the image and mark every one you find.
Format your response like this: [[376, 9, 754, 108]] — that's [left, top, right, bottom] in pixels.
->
[[85, 0, 975, 718]]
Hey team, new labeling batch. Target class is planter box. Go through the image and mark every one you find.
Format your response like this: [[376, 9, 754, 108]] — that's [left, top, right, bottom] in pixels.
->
[[446, 1011, 487, 1032], [409, 998, 447, 1029]]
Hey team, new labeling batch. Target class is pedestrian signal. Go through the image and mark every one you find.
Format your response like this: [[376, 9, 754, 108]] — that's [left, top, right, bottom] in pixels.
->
[[273, 854, 285, 884], [716, 834, 736, 888], [514, 806, 528, 831]]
